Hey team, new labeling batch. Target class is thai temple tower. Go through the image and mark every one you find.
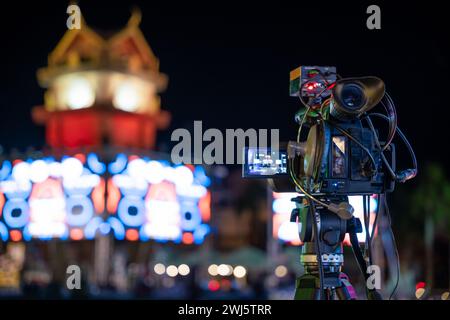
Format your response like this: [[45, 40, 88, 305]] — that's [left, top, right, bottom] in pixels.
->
[[32, 9, 170, 150]]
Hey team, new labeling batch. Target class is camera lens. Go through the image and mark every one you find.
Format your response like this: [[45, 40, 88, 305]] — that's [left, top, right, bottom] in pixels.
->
[[341, 84, 366, 110], [331, 77, 384, 121]]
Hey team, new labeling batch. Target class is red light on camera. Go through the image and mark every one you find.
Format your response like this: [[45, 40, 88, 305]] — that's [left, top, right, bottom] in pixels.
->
[[306, 83, 315, 91], [416, 282, 426, 290]]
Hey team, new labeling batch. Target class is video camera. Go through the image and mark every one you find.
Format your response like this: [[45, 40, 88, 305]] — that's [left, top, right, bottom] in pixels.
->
[[242, 66, 417, 300], [243, 65, 416, 201]]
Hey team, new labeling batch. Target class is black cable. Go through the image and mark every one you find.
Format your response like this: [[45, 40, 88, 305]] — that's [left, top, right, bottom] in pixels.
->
[[360, 112, 406, 299], [365, 113, 418, 173], [383, 194, 400, 300], [349, 229, 369, 282], [366, 195, 383, 300], [370, 194, 381, 245], [310, 200, 325, 300], [363, 195, 368, 249], [349, 222, 383, 300], [379, 92, 398, 151], [364, 115, 397, 179], [363, 195, 373, 266], [385, 93, 398, 148]]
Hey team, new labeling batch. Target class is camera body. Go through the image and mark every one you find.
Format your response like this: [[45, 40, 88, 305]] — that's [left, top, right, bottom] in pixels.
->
[[243, 65, 396, 196], [318, 120, 395, 195], [251, 120, 396, 196]]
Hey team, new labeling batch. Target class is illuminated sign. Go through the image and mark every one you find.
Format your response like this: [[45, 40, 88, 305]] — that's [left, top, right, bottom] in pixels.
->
[[0, 154, 211, 244], [272, 192, 301, 245], [106, 155, 211, 243], [272, 192, 377, 245], [346, 195, 378, 244]]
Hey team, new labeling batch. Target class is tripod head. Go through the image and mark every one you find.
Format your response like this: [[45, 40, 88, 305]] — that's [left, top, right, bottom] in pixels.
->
[[291, 194, 382, 300]]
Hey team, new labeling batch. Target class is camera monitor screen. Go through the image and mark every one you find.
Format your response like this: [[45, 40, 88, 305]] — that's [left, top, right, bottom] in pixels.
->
[[242, 147, 288, 178], [331, 136, 346, 178]]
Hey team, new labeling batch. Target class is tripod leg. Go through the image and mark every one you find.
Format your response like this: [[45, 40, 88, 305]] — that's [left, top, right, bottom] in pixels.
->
[[294, 274, 320, 300]]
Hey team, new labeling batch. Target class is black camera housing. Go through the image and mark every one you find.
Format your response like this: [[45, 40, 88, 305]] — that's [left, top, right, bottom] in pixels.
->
[[318, 121, 395, 195], [268, 120, 395, 195]]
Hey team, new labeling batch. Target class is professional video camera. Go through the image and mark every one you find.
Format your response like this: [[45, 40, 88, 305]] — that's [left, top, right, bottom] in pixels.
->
[[243, 66, 417, 300]]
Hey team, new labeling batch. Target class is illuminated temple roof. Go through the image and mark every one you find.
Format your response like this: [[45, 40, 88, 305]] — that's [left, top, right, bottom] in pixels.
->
[[32, 8, 171, 149], [37, 8, 167, 91]]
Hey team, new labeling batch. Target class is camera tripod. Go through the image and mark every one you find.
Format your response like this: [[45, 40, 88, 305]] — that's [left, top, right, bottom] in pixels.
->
[[291, 195, 368, 300]]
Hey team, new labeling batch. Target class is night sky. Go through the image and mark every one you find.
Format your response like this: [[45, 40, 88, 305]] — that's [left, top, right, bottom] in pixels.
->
[[0, 1, 448, 174]]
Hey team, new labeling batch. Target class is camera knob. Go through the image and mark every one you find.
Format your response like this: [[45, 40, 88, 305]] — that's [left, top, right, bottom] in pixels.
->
[[323, 229, 340, 246], [328, 202, 354, 220]]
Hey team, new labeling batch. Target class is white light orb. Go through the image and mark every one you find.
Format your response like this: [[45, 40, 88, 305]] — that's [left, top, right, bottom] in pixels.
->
[[12, 162, 30, 182], [145, 161, 165, 184], [166, 265, 179, 277], [127, 158, 147, 178], [153, 263, 166, 275], [415, 288, 425, 299], [178, 264, 190, 276], [208, 264, 218, 276], [48, 162, 62, 177], [274, 265, 288, 278], [113, 82, 140, 112], [173, 166, 194, 187], [217, 264, 233, 276], [66, 77, 95, 110], [61, 157, 83, 181], [233, 266, 247, 278], [29, 160, 49, 183]]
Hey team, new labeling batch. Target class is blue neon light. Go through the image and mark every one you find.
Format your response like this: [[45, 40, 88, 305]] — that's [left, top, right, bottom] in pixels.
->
[[99, 222, 111, 235], [22, 225, 32, 241], [0, 154, 211, 244], [108, 153, 128, 174], [3, 198, 29, 228], [158, 160, 170, 167], [66, 195, 94, 227], [60, 227, 69, 240], [173, 232, 182, 244], [108, 217, 125, 240], [180, 201, 202, 232], [139, 225, 149, 241], [38, 234, 53, 241], [0, 222, 9, 241], [193, 224, 210, 244], [87, 153, 106, 174], [0, 160, 12, 180], [117, 196, 146, 227], [194, 166, 211, 187], [84, 216, 103, 239]]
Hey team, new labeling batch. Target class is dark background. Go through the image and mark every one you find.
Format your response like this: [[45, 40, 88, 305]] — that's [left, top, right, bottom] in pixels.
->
[[0, 1, 448, 172]]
